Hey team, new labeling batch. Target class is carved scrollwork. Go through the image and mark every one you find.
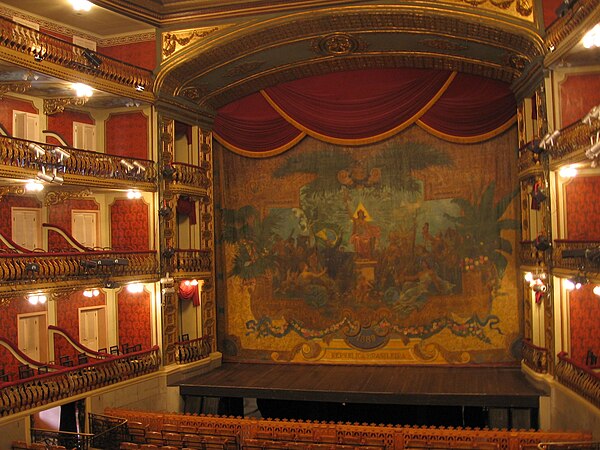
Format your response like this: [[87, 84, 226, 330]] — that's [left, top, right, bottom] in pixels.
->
[[312, 33, 367, 56], [0, 185, 25, 201], [162, 27, 221, 58], [0, 81, 31, 98], [44, 188, 93, 206], [43, 97, 89, 115]]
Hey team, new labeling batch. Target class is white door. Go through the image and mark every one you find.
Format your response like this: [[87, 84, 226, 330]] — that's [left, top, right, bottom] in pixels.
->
[[12, 208, 41, 250], [80, 309, 99, 351], [18, 315, 41, 361], [73, 122, 96, 151], [72, 210, 98, 249], [13, 111, 39, 141]]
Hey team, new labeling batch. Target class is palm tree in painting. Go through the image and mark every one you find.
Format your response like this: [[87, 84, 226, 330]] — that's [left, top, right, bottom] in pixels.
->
[[445, 181, 519, 278]]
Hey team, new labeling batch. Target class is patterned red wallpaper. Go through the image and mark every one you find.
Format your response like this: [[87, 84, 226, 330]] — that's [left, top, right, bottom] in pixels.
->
[[47, 110, 94, 148], [0, 97, 38, 135], [0, 195, 43, 251], [47, 199, 99, 251], [559, 73, 600, 127], [54, 291, 105, 365], [565, 176, 600, 240], [0, 297, 47, 381], [99, 40, 156, 71], [105, 111, 149, 159], [110, 199, 149, 251], [118, 289, 152, 351], [569, 285, 600, 366]]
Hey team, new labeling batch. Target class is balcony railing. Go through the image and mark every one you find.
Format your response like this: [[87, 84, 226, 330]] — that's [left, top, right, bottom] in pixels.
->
[[520, 240, 548, 267], [0, 136, 157, 188], [553, 239, 600, 271], [169, 162, 211, 197], [545, 0, 600, 58], [0, 15, 153, 93], [556, 352, 600, 409], [174, 335, 212, 365], [0, 250, 159, 292], [0, 346, 161, 416], [174, 249, 212, 275], [522, 338, 549, 374], [548, 117, 600, 164]]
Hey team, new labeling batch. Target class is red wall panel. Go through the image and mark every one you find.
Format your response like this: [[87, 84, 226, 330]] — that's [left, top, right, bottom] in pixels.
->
[[105, 111, 149, 159], [47, 110, 94, 148], [47, 199, 99, 251], [565, 176, 600, 240], [559, 73, 600, 127], [0, 97, 38, 136], [569, 284, 600, 366], [110, 199, 149, 251], [98, 40, 156, 71], [118, 289, 152, 351]]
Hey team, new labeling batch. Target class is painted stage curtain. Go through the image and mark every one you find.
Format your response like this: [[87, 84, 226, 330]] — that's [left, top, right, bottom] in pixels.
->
[[213, 68, 516, 156]]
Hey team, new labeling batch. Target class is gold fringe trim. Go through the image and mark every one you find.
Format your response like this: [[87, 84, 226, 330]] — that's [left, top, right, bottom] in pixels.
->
[[214, 131, 306, 158], [416, 115, 517, 144], [261, 72, 457, 147]]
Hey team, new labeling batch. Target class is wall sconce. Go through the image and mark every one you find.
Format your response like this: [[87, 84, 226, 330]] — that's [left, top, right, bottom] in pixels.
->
[[565, 274, 588, 291], [83, 289, 100, 298], [126, 283, 144, 293], [593, 286, 600, 297], [25, 180, 44, 192], [127, 189, 142, 199], [28, 294, 47, 305]]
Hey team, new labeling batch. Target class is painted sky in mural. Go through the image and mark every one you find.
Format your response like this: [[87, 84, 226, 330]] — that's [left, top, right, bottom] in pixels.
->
[[218, 126, 520, 364]]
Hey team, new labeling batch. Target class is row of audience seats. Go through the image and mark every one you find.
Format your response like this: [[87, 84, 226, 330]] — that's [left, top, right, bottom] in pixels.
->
[[243, 438, 384, 449], [120, 444, 198, 450], [126, 420, 236, 449]]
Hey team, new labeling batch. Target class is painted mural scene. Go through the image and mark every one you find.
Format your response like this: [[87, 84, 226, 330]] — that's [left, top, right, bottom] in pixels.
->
[[220, 128, 520, 364]]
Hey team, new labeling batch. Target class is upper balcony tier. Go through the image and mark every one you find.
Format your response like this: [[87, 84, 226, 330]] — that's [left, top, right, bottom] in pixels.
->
[[0, 136, 157, 191], [0, 16, 154, 101]]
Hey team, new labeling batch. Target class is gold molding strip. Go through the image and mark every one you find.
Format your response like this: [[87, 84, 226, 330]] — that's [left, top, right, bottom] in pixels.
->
[[43, 97, 89, 115]]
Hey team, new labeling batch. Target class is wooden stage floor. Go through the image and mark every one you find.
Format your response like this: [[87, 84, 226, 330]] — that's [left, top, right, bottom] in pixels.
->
[[177, 363, 545, 408]]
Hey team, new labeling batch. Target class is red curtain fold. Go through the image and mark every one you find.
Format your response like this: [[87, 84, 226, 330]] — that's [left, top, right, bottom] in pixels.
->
[[177, 196, 197, 225], [213, 68, 516, 156], [213, 93, 304, 156], [262, 69, 454, 143], [417, 74, 517, 142], [179, 282, 200, 307]]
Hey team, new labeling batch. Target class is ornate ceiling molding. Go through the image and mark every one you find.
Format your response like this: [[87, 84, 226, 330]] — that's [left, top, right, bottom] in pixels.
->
[[44, 97, 89, 115], [0, 185, 25, 201], [155, 6, 544, 111], [0, 81, 31, 98], [162, 27, 225, 59]]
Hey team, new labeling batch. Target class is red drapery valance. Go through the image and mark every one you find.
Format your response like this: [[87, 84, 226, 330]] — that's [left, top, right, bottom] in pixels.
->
[[179, 282, 200, 307], [213, 68, 516, 156]]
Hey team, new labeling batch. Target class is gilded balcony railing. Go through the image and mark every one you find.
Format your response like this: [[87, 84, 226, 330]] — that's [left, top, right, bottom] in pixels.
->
[[553, 240, 600, 272], [518, 142, 543, 175], [548, 117, 600, 164], [520, 240, 549, 267], [0, 250, 159, 292], [169, 162, 211, 197], [556, 352, 600, 409], [0, 346, 161, 416], [174, 249, 212, 275], [174, 335, 212, 364], [522, 338, 549, 374], [0, 16, 153, 93], [0, 136, 157, 187], [545, 0, 600, 56]]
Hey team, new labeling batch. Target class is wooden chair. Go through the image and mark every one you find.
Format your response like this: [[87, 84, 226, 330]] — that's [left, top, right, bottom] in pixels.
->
[[145, 431, 164, 446], [162, 432, 182, 447], [18, 364, 34, 379], [182, 433, 203, 449], [127, 421, 148, 444], [110, 345, 120, 355], [161, 423, 178, 433], [120, 443, 140, 449]]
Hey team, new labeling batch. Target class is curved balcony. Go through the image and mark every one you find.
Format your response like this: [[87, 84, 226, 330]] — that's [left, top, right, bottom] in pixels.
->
[[522, 338, 549, 374], [0, 136, 157, 190], [0, 250, 159, 294], [172, 249, 212, 278], [0, 16, 153, 98], [553, 239, 600, 272], [168, 162, 211, 198], [0, 346, 161, 417], [547, 118, 600, 167], [556, 352, 600, 409]]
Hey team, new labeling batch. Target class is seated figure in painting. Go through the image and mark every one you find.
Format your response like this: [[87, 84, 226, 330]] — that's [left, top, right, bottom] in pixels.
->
[[350, 209, 380, 260]]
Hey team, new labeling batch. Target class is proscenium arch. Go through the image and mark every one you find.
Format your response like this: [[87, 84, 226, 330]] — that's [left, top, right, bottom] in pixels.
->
[[154, 4, 545, 115]]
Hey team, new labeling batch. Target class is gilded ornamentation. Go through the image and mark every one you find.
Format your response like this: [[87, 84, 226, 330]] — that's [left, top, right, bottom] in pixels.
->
[[312, 33, 366, 56], [0, 185, 25, 200], [224, 61, 265, 78], [0, 81, 31, 98], [43, 97, 89, 115], [162, 27, 221, 58], [421, 39, 468, 51], [44, 188, 93, 206], [179, 85, 210, 104], [504, 53, 529, 70]]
